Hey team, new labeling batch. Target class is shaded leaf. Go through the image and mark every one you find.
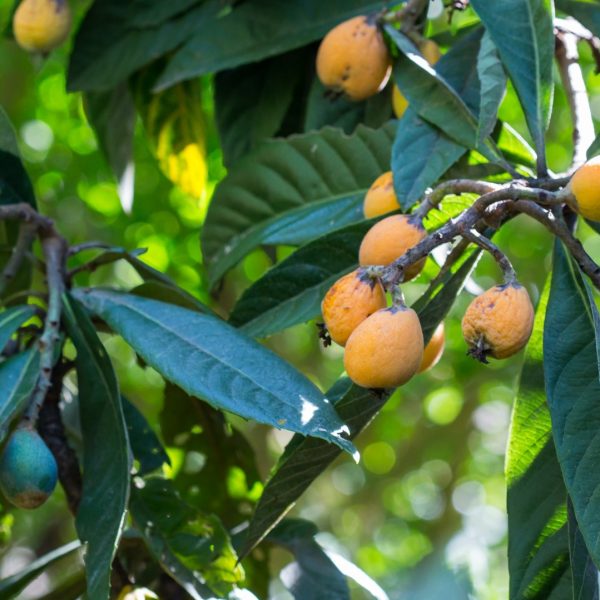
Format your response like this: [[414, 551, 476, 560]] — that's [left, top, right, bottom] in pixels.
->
[[0, 540, 81, 599], [63, 294, 131, 600], [0, 348, 39, 442], [84, 84, 136, 213], [506, 281, 571, 599], [392, 29, 487, 209], [135, 74, 207, 201], [477, 32, 507, 143], [544, 242, 600, 567], [215, 46, 310, 167], [155, 0, 396, 90], [568, 499, 600, 600], [556, 0, 600, 37], [129, 477, 243, 598], [242, 255, 479, 556], [0, 305, 35, 352], [130, 281, 214, 315], [469, 0, 554, 173], [385, 25, 506, 166], [230, 221, 372, 338], [202, 122, 395, 286], [72, 289, 355, 455], [269, 519, 349, 600], [588, 133, 600, 159], [122, 397, 170, 476]]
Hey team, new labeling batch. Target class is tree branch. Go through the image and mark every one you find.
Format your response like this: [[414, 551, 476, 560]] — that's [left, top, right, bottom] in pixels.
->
[[0, 223, 37, 300]]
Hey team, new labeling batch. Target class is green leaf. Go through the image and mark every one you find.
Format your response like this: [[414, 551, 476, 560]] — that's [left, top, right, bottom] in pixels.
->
[[392, 28, 487, 209], [62, 294, 132, 600], [134, 74, 207, 200], [544, 242, 600, 567], [0, 348, 39, 442], [497, 122, 538, 169], [155, 0, 396, 90], [506, 281, 571, 599], [241, 256, 479, 556], [71, 289, 356, 455], [477, 32, 507, 143], [469, 0, 554, 174], [160, 383, 262, 522], [122, 397, 170, 476], [130, 281, 214, 315], [67, 0, 207, 92], [230, 221, 371, 338], [84, 84, 136, 212], [386, 25, 507, 167], [568, 499, 600, 599], [215, 46, 310, 167], [587, 133, 600, 159], [0, 540, 81, 599], [268, 519, 350, 600], [556, 0, 600, 37], [202, 122, 395, 286], [0, 305, 35, 352], [129, 477, 243, 597]]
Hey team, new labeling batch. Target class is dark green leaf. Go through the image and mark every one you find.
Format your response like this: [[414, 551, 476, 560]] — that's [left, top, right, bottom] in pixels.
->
[[477, 32, 507, 143], [72, 289, 356, 455], [129, 477, 243, 597], [202, 122, 395, 286], [544, 242, 600, 567], [556, 0, 600, 37], [588, 133, 600, 159], [469, 0, 554, 173], [268, 519, 349, 600], [62, 294, 132, 600], [122, 398, 169, 476], [67, 1, 207, 92], [155, 0, 395, 90], [215, 46, 310, 167], [386, 26, 507, 166], [130, 281, 214, 315], [392, 29, 487, 209], [84, 84, 136, 212], [506, 282, 571, 599], [160, 383, 262, 523], [0, 348, 39, 442], [242, 256, 478, 556], [230, 221, 371, 338], [0, 305, 35, 352], [568, 499, 600, 600], [0, 540, 81, 599]]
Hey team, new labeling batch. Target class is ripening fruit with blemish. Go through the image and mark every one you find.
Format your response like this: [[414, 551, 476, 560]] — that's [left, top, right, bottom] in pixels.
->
[[359, 214, 427, 280], [567, 156, 600, 222], [461, 283, 534, 362], [363, 171, 400, 218], [316, 15, 391, 101], [321, 269, 386, 346], [13, 0, 72, 53], [344, 306, 424, 388], [0, 427, 58, 509], [392, 39, 441, 118], [418, 322, 445, 373]]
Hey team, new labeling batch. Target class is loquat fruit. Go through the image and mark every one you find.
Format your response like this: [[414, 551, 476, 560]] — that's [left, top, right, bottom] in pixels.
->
[[344, 306, 424, 388], [316, 15, 391, 101], [567, 156, 600, 222], [0, 427, 58, 509], [13, 0, 72, 54], [321, 269, 386, 346], [462, 283, 534, 362], [363, 171, 400, 218], [359, 214, 427, 280], [418, 322, 445, 373]]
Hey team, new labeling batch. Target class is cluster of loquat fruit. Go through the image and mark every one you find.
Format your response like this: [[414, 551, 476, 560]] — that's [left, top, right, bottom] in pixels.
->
[[315, 14, 600, 390]]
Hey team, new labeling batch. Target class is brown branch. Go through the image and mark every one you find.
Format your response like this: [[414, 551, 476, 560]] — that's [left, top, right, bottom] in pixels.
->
[[382, 0, 429, 31], [556, 16, 600, 74], [0, 223, 37, 300], [555, 24, 596, 173], [461, 229, 517, 283]]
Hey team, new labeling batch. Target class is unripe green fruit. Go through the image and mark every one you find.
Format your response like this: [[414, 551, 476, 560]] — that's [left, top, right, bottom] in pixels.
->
[[0, 427, 58, 509]]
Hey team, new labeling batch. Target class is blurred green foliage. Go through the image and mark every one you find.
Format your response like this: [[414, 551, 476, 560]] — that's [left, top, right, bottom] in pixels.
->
[[0, 1, 599, 598]]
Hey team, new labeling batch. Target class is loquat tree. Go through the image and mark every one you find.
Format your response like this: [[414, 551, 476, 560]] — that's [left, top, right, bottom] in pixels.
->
[[0, 0, 600, 598]]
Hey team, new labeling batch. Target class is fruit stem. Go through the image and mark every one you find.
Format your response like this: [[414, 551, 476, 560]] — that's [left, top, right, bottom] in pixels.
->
[[460, 229, 517, 285], [390, 285, 406, 309]]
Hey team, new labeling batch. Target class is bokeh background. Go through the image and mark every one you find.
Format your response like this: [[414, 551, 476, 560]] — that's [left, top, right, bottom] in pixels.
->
[[1, 0, 600, 598]]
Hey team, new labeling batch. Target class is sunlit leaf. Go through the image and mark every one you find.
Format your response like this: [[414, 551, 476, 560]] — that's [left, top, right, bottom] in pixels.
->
[[72, 289, 356, 455]]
